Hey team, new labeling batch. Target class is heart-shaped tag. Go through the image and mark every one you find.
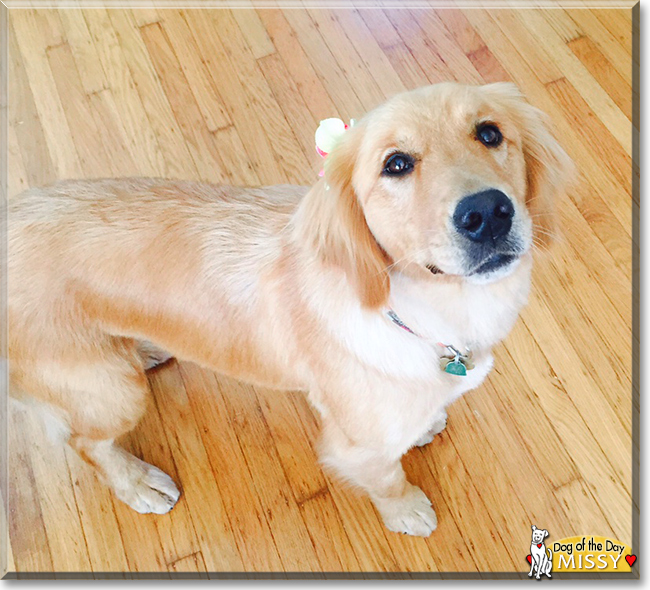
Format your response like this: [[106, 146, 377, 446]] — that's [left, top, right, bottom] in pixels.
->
[[537, 543, 542, 548], [625, 554, 637, 567], [526, 555, 532, 564]]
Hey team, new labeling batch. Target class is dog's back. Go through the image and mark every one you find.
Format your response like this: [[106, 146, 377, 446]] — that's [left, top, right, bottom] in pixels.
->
[[8, 178, 309, 400]]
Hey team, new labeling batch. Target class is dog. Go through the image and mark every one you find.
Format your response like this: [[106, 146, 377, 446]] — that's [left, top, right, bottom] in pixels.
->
[[529, 525, 553, 579], [7, 83, 572, 537]]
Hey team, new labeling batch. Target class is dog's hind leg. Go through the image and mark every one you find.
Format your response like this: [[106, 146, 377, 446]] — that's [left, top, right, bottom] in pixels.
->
[[21, 337, 180, 514], [545, 551, 553, 578], [70, 436, 180, 514], [69, 341, 180, 513]]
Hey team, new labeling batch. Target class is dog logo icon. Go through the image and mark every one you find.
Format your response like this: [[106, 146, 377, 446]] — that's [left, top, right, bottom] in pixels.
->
[[528, 525, 553, 579]]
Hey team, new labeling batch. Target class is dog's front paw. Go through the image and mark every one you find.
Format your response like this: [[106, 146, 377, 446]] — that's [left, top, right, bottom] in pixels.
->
[[414, 431, 436, 447], [375, 484, 437, 537], [414, 412, 448, 447]]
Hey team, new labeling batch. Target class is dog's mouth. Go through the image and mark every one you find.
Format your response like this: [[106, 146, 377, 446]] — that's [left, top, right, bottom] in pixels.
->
[[425, 253, 518, 277], [470, 253, 517, 275]]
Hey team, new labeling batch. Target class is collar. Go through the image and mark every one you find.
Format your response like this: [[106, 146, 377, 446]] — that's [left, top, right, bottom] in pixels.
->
[[385, 308, 474, 375]]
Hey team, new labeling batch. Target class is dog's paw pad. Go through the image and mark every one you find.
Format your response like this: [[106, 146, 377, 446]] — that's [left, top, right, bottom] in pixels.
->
[[118, 465, 181, 515], [376, 485, 437, 537]]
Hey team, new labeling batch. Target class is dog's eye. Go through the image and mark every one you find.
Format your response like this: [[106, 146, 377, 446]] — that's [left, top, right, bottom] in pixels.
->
[[476, 124, 503, 147], [382, 153, 415, 177]]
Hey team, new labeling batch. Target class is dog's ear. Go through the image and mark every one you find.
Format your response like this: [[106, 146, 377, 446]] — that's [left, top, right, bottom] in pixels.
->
[[544, 530, 549, 538], [299, 124, 390, 309], [521, 104, 574, 248], [532, 525, 537, 531], [484, 83, 574, 248]]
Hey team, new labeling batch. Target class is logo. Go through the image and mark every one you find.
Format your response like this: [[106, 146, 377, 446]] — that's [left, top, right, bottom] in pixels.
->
[[525, 527, 636, 575], [527, 525, 553, 579]]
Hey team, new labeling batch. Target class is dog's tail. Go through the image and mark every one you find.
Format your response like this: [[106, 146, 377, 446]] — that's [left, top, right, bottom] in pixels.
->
[[546, 548, 553, 562]]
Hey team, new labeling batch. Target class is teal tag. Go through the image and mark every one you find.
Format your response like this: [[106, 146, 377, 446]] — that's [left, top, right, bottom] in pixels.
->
[[444, 360, 467, 376]]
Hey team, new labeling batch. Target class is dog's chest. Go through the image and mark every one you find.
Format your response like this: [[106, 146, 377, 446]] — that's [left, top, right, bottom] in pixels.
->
[[331, 286, 509, 388], [388, 257, 532, 351], [531, 542, 547, 556]]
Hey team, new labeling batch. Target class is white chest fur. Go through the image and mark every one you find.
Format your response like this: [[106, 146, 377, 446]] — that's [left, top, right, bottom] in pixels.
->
[[300, 254, 532, 452], [332, 255, 531, 376], [389, 254, 533, 349], [335, 256, 529, 447]]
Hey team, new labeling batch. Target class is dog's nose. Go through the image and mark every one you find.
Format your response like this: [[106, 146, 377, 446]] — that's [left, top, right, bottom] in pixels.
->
[[453, 189, 514, 244]]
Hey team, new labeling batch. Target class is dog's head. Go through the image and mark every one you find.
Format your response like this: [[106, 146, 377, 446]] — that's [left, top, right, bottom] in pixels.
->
[[303, 82, 573, 307], [531, 525, 549, 544]]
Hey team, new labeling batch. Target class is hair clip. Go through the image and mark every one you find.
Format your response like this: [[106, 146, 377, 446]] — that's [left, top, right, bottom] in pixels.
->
[[315, 118, 356, 179]]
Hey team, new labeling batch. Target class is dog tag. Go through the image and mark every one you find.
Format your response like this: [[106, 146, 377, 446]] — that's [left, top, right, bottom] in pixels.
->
[[438, 344, 474, 376], [444, 359, 467, 376]]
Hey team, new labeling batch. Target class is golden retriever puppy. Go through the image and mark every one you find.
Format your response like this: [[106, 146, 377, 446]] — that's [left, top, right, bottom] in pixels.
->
[[8, 82, 572, 536]]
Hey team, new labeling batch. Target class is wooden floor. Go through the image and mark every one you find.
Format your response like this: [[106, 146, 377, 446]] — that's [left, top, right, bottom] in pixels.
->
[[4, 2, 636, 576]]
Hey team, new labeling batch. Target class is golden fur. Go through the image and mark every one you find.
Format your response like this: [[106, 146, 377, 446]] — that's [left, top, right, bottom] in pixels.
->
[[8, 83, 572, 534]]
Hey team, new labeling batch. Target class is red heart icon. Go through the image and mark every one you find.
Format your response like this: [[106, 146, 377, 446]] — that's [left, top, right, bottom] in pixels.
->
[[537, 543, 542, 548], [625, 555, 636, 567], [526, 555, 532, 564]]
